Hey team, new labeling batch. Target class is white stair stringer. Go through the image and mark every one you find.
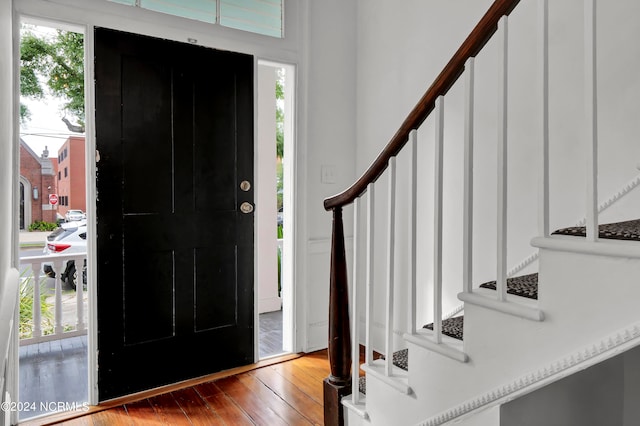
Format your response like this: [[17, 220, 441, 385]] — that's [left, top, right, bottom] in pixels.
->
[[418, 320, 640, 425], [348, 241, 640, 426]]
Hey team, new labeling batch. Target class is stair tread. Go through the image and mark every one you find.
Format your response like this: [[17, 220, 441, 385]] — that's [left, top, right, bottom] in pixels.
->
[[478, 272, 539, 300], [378, 348, 409, 371], [423, 316, 464, 340], [552, 218, 640, 241], [360, 349, 408, 395]]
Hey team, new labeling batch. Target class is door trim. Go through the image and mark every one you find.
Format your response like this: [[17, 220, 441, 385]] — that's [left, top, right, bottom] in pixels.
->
[[84, 23, 99, 406], [12, 7, 304, 406], [255, 60, 297, 358]]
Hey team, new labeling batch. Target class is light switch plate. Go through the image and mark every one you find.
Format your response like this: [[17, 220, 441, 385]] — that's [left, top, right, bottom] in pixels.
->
[[321, 165, 337, 184]]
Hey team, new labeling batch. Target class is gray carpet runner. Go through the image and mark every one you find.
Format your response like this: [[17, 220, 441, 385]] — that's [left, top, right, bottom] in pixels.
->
[[423, 316, 465, 340], [478, 272, 539, 300], [552, 218, 640, 241]]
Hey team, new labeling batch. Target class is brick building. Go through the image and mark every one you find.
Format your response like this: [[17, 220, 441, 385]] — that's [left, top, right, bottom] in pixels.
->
[[56, 136, 86, 218], [19, 139, 58, 229]]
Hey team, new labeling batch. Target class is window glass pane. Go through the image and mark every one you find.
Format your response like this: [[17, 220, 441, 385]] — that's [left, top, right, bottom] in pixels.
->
[[220, 0, 282, 38], [140, 0, 217, 24]]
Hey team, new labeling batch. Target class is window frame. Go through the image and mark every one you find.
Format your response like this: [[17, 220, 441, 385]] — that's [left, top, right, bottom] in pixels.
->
[[105, 0, 284, 38]]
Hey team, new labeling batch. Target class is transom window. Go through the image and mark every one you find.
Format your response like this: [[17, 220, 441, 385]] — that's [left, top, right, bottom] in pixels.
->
[[107, 0, 283, 38]]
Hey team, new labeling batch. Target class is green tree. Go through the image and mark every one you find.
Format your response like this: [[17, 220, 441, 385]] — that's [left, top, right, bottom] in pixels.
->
[[20, 26, 85, 133], [276, 69, 285, 211], [276, 68, 285, 159]]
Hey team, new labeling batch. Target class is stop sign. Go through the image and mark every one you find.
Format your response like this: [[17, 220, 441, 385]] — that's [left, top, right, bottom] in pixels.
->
[[49, 194, 58, 205]]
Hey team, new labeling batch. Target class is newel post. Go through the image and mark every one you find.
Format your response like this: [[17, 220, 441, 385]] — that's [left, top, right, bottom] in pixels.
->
[[324, 206, 352, 426]]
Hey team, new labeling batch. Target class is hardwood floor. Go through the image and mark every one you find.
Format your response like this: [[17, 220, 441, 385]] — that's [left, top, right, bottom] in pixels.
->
[[33, 351, 332, 426]]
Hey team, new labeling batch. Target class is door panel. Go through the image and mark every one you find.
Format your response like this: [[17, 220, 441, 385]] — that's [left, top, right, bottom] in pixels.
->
[[95, 28, 254, 401]]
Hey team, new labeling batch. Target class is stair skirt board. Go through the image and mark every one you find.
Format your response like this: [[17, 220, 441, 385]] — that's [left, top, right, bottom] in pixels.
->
[[552, 218, 640, 241]]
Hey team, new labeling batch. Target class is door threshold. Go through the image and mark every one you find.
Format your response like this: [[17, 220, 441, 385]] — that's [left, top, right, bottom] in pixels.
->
[[18, 352, 303, 426]]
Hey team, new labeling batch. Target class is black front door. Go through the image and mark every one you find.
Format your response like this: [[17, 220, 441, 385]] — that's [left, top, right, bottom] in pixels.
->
[[94, 28, 254, 400]]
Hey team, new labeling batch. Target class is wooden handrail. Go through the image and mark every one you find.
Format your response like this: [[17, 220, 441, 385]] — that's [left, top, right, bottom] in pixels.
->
[[324, 0, 521, 211], [323, 1, 524, 424]]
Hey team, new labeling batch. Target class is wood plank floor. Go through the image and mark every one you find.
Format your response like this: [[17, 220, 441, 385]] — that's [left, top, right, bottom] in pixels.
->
[[38, 350, 333, 426]]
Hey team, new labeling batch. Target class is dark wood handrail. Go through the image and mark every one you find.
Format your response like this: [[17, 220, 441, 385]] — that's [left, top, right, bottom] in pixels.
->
[[324, 0, 521, 211], [323, 2, 524, 424]]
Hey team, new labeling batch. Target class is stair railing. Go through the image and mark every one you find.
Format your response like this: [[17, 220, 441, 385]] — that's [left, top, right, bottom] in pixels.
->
[[322, 0, 524, 424]]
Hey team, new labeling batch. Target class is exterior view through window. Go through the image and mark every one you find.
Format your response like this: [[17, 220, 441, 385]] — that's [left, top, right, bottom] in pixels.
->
[[18, 22, 89, 420], [258, 64, 291, 359]]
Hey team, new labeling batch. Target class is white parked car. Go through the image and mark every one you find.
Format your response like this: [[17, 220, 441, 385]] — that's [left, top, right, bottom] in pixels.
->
[[65, 209, 86, 222], [43, 221, 87, 290]]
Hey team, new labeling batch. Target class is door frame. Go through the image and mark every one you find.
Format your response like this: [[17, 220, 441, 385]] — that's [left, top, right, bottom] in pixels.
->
[[256, 60, 296, 357], [13, 5, 302, 406]]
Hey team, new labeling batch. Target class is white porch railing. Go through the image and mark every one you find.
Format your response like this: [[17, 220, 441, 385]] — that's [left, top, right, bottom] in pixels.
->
[[18, 253, 87, 346], [1, 268, 19, 425], [277, 238, 284, 294]]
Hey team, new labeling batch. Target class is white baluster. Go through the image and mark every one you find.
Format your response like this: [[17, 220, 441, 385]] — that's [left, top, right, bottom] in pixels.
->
[[352, 198, 361, 404], [497, 15, 509, 302], [385, 158, 397, 376], [463, 58, 475, 294], [366, 183, 375, 367], [54, 260, 64, 335], [539, 0, 550, 237], [409, 130, 418, 335], [30, 262, 42, 338], [76, 257, 86, 331], [433, 96, 445, 343], [585, 0, 598, 242]]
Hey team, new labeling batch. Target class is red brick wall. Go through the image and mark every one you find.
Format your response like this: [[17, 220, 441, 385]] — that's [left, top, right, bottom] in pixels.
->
[[20, 144, 59, 224], [56, 136, 86, 217]]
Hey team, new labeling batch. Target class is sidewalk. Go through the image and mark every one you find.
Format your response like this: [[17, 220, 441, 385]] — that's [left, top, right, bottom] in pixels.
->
[[19, 231, 49, 248]]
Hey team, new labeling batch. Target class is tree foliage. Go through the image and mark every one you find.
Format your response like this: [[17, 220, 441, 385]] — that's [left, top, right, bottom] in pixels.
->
[[20, 26, 85, 133], [276, 68, 285, 159], [275, 68, 285, 211]]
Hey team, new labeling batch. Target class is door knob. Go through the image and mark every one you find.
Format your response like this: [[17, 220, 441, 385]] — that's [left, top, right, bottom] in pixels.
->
[[240, 202, 254, 214], [240, 180, 251, 191]]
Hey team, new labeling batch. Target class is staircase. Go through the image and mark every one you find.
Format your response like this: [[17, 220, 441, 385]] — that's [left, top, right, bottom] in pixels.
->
[[323, 0, 640, 425]]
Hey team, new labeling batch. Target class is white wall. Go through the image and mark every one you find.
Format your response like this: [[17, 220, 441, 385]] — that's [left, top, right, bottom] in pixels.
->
[[501, 345, 640, 426], [501, 355, 624, 425], [354, 0, 640, 351], [301, 0, 357, 351], [1, 0, 15, 289]]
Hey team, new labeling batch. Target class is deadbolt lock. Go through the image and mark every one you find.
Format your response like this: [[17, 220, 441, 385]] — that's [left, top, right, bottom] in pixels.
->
[[240, 202, 254, 214]]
